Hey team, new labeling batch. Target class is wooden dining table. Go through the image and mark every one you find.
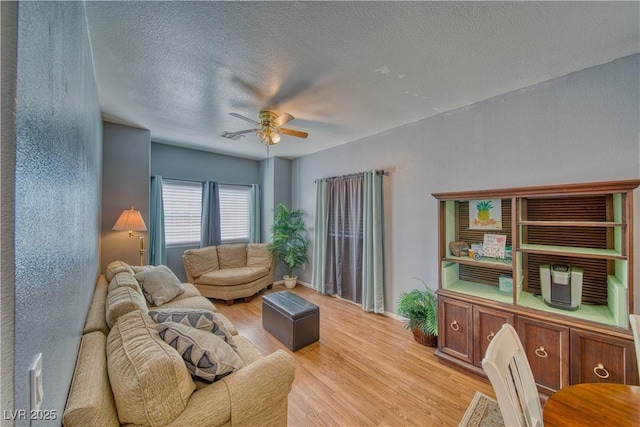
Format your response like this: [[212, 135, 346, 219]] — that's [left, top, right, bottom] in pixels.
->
[[543, 383, 640, 426]]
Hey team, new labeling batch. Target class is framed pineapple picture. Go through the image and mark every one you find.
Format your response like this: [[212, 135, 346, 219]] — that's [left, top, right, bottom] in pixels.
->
[[469, 199, 502, 230]]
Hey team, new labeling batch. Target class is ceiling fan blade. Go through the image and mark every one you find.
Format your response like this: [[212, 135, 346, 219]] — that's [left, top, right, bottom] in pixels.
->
[[278, 127, 308, 139], [272, 113, 294, 127], [229, 112, 260, 126], [229, 128, 260, 135]]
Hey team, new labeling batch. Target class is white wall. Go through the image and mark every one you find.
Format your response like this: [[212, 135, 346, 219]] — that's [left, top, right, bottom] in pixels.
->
[[293, 54, 640, 314]]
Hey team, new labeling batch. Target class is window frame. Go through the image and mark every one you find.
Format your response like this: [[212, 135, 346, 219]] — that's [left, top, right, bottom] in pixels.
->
[[162, 179, 203, 247], [218, 183, 252, 244]]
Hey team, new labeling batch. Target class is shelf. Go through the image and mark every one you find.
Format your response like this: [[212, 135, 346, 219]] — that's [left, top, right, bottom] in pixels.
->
[[442, 255, 513, 271], [519, 220, 624, 228], [518, 244, 624, 260], [517, 292, 617, 327], [443, 280, 514, 304]]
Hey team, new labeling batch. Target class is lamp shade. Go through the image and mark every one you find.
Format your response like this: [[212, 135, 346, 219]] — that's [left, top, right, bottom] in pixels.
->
[[112, 207, 147, 232]]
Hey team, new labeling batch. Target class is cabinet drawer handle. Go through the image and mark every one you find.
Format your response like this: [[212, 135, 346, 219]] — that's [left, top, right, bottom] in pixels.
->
[[534, 346, 548, 358], [450, 320, 460, 331], [593, 363, 610, 379], [487, 332, 495, 342]]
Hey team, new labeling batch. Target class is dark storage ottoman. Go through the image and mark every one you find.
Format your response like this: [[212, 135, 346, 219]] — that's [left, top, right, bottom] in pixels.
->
[[262, 291, 319, 351]]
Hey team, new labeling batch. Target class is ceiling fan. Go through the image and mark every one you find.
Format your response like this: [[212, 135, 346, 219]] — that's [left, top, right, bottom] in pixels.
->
[[221, 110, 309, 146]]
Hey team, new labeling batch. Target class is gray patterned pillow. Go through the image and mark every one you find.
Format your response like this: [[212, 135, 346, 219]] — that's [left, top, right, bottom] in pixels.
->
[[148, 308, 237, 349], [156, 322, 242, 383]]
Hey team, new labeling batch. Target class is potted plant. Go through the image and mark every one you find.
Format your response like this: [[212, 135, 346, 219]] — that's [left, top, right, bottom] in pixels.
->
[[267, 204, 308, 289], [397, 277, 438, 347]]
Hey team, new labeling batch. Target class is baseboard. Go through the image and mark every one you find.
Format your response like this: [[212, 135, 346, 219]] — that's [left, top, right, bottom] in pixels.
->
[[275, 279, 403, 322]]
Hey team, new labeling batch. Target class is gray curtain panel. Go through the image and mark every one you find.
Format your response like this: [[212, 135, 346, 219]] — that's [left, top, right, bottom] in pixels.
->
[[313, 171, 385, 311], [201, 181, 221, 247], [149, 175, 167, 265]]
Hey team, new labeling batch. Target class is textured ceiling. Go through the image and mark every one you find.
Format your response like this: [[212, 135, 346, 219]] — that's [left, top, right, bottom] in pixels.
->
[[85, 1, 639, 160]]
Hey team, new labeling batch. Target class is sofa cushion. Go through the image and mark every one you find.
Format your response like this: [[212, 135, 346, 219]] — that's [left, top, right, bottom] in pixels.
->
[[196, 266, 269, 287], [157, 322, 242, 383], [108, 271, 142, 295], [233, 335, 264, 367], [183, 246, 219, 277], [105, 286, 149, 329], [246, 243, 273, 269], [63, 332, 119, 427], [104, 260, 134, 282], [135, 265, 185, 306], [82, 276, 109, 336], [107, 311, 195, 427], [217, 244, 247, 269]]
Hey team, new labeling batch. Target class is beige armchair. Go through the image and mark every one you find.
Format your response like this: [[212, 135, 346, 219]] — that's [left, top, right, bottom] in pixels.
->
[[183, 243, 275, 305]]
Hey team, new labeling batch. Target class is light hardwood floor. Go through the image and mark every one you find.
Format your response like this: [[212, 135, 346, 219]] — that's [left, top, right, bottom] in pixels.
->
[[214, 284, 496, 426]]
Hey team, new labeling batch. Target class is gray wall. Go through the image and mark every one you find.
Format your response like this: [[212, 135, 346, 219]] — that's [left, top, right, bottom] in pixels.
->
[[151, 143, 261, 280], [259, 157, 293, 279], [101, 122, 151, 271], [11, 2, 102, 424], [293, 54, 640, 314]]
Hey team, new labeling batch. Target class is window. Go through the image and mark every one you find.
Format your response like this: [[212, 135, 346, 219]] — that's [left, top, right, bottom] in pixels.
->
[[162, 179, 202, 246], [219, 184, 251, 243]]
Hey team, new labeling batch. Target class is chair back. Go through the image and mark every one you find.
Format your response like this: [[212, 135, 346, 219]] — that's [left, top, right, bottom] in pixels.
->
[[481, 323, 543, 427], [630, 314, 640, 375]]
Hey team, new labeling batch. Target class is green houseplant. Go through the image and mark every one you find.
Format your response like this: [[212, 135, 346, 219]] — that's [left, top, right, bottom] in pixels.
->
[[267, 204, 308, 289], [397, 277, 438, 347]]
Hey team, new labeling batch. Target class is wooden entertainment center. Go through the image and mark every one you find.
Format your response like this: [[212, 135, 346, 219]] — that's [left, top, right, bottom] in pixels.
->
[[432, 179, 640, 394]]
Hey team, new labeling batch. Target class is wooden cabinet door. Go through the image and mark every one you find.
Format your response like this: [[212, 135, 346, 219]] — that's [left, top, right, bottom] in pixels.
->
[[517, 317, 569, 394], [570, 329, 639, 385], [473, 305, 515, 367], [439, 298, 473, 364]]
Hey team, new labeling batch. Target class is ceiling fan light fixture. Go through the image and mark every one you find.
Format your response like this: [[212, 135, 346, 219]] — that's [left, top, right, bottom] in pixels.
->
[[226, 109, 307, 147]]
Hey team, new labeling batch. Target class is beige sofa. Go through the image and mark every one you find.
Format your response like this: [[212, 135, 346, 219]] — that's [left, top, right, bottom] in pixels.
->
[[183, 243, 275, 305], [63, 261, 295, 427]]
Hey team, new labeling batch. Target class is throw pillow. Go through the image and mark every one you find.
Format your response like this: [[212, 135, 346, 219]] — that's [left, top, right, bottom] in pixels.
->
[[130, 265, 153, 274], [183, 246, 219, 278], [156, 322, 243, 383], [134, 265, 185, 306], [149, 308, 237, 349]]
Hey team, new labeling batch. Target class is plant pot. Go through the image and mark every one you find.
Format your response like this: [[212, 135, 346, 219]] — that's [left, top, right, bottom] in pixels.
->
[[411, 327, 437, 347], [283, 275, 297, 289]]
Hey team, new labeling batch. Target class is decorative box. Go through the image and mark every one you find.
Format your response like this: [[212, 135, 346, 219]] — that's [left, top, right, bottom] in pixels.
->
[[499, 275, 513, 293]]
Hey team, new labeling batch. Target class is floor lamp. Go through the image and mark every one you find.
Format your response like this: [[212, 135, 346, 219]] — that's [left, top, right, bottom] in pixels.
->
[[112, 207, 147, 266]]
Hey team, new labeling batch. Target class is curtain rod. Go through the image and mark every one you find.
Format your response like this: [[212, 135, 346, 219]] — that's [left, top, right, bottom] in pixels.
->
[[154, 176, 257, 187], [314, 169, 392, 183]]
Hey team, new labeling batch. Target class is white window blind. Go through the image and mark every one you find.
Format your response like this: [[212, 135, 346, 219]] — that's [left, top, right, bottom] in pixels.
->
[[162, 179, 202, 246], [219, 184, 251, 243]]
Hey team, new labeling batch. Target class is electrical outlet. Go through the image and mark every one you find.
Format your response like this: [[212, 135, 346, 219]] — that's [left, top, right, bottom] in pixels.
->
[[30, 353, 43, 412]]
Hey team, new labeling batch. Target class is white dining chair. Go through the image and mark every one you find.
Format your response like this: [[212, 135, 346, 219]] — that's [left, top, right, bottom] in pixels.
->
[[630, 314, 640, 375], [481, 323, 543, 427]]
